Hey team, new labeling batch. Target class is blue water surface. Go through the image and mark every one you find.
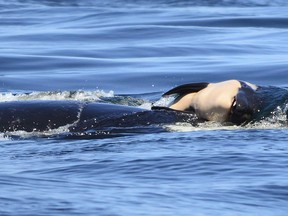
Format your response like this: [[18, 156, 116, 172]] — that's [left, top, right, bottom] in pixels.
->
[[1, 0, 288, 215]]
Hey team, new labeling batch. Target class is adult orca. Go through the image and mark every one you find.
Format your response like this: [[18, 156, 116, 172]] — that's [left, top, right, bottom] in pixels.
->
[[152, 80, 288, 125], [0, 101, 145, 132], [0, 100, 195, 133]]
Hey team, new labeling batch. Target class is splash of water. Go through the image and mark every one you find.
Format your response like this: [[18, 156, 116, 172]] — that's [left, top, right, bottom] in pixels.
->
[[0, 90, 114, 102]]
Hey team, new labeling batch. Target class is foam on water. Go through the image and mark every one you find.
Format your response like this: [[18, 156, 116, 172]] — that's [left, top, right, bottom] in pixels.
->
[[165, 119, 288, 133], [169, 99, 288, 132], [0, 90, 114, 102], [0, 133, 11, 141], [152, 95, 175, 108], [3, 124, 72, 139]]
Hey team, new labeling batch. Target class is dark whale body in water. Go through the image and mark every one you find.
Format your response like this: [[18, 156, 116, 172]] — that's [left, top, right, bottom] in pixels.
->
[[0, 101, 81, 132], [0, 80, 287, 135], [0, 100, 196, 134]]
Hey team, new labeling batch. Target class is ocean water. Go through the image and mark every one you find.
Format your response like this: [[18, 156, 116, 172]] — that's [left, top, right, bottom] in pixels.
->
[[1, 0, 288, 215]]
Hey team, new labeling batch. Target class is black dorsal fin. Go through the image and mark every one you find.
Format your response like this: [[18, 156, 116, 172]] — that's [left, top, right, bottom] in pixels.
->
[[163, 82, 209, 96]]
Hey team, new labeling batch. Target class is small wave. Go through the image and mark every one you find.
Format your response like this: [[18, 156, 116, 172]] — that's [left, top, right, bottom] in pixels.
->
[[0, 133, 11, 141], [247, 105, 288, 129], [3, 0, 288, 8], [166, 109, 288, 133], [0, 90, 114, 102], [152, 95, 175, 108], [0, 90, 148, 107]]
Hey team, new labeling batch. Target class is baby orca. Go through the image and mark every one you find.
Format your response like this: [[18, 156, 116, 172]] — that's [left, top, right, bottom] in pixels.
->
[[154, 80, 260, 125]]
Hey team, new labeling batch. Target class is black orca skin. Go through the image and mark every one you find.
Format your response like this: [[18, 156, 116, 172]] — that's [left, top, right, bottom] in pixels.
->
[[0, 101, 144, 133], [0, 100, 196, 134]]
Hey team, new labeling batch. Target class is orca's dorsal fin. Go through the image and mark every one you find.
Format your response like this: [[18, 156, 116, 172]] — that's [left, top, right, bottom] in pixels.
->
[[163, 82, 209, 96]]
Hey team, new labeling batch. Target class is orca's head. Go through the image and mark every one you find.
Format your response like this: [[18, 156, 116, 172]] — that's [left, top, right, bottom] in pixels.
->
[[229, 82, 258, 125]]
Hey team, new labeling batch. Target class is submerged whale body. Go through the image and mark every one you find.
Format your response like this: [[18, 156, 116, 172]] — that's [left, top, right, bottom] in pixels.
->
[[0, 100, 195, 134], [0, 80, 287, 135], [0, 101, 142, 132]]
